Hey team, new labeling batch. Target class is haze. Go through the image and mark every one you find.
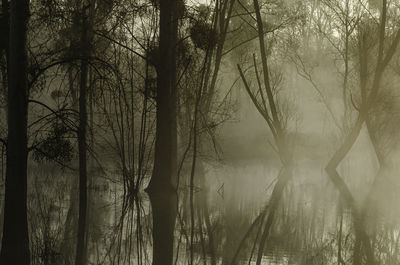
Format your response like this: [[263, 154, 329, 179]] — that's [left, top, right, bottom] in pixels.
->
[[0, 0, 399, 265]]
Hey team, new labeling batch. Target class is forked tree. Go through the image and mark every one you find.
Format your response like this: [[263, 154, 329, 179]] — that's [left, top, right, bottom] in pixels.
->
[[236, 1, 297, 265]]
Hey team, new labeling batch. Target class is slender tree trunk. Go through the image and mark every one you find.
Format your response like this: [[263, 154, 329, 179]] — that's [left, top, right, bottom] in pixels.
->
[[59, 176, 78, 265], [255, 166, 292, 265], [145, 1, 178, 265], [206, 0, 235, 105], [324, 113, 375, 265], [75, 8, 90, 265], [0, 0, 30, 264], [249, 1, 292, 263], [337, 199, 343, 265], [198, 160, 216, 265], [352, 117, 386, 265], [253, 0, 280, 133]]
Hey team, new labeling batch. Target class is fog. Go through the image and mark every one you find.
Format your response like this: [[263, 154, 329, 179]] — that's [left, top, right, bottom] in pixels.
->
[[1, 0, 400, 265]]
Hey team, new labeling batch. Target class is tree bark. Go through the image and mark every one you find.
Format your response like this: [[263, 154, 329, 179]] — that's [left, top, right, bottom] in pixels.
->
[[145, 1, 179, 265], [0, 0, 30, 264]]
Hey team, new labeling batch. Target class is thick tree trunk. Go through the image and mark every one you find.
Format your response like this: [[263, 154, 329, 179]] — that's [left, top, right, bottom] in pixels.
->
[[0, 0, 9, 62], [0, 0, 30, 264], [145, 1, 178, 265]]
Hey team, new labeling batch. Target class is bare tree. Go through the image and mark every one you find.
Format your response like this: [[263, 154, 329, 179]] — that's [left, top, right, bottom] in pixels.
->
[[236, 1, 298, 265], [323, 1, 400, 264]]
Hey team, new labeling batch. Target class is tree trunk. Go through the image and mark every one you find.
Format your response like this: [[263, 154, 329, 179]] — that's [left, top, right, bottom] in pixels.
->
[[145, 1, 178, 265], [59, 175, 78, 265], [75, 7, 90, 265], [255, 166, 292, 265], [0, 0, 30, 264], [250, 1, 292, 263], [0, 0, 9, 62], [337, 199, 343, 265], [0, 0, 9, 99], [198, 160, 216, 265]]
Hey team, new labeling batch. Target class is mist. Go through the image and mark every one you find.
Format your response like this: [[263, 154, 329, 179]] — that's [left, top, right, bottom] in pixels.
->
[[0, 0, 400, 265]]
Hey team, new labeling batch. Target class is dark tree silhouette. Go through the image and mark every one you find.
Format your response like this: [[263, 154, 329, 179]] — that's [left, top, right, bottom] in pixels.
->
[[145, 1, 179, 265], [0, 0, 30, 264]]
